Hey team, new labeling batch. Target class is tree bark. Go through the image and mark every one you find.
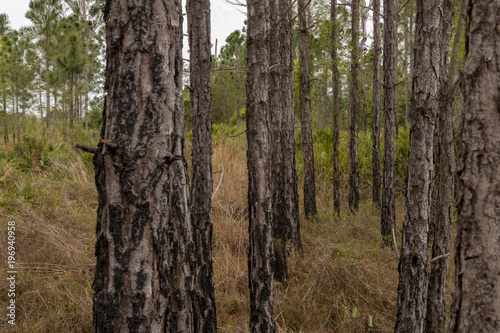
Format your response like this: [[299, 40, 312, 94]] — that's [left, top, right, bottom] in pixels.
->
[[187, 0, 217, 330], [360, 1, 368, 133], [298, 0, 318, 219], [269, 0, 302, 282], [349, 0, 360, 213], [372, 0, 382, 209], [425, 0, 459, 331], [331, 0, 341, 215], [246, 0, 275, 331], [447, 1, 500, 332], [381, 0, 396, 245], [54, 91, 58, 144], [403, 5, 409, 130], [92, 1, 197, 331], [46, 58, 51, 143], [395, 1, 444, 331]]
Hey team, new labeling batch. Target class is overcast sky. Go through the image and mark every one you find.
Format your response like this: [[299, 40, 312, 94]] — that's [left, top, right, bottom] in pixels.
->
[[2, 0, 247, 55]]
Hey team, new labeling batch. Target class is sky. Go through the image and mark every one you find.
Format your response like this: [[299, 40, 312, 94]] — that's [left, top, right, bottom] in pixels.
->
[[2, 0, 247, 55]]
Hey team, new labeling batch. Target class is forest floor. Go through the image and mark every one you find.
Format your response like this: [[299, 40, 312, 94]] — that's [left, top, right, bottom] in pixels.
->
[[0, 128, 454, 332]]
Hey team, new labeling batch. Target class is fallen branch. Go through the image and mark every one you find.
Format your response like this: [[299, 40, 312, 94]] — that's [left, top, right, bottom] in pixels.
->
[[75, 143, 97, 154], [101, 139, 118, 148], [431, 253, 451, 263], [212, 161, 224, 200], [392, 227, 400, 260]]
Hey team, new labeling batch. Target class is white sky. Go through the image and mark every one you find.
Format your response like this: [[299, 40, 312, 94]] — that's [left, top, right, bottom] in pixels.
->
[[2, 0, 247, 55]]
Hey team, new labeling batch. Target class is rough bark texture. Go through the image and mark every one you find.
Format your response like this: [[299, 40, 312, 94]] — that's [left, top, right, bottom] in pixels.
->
[[360, 2, 368, 133], [381, 0, 396, 245], [372, 0, 381, 209], [331, 0, 341, 215], [92, 1, 196, 331], [246, 0, 275, 331], [425, 0, 456, 331], [269, 0, 302, 283], [403, 6, 409, 130], [298, 0, 318, 219], [395, 1, 444, 331], [187, 0, 217, 331], [447, 1, 500, 332], [349, 0, 360, 213]]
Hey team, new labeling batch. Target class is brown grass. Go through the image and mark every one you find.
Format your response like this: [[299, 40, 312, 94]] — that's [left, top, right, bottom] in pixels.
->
[[0, 136, 454, 332]]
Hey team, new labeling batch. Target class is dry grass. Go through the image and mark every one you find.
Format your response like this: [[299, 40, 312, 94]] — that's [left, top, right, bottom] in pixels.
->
[[0, 135, 454, 332]]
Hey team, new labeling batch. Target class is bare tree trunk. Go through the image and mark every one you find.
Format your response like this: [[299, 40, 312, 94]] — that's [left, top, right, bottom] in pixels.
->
[[270, 0, 287, 283], [187, 0, 217, 330], [372, 0, 382, 209], [426, 1, 463, 331], [447, 2, 500, 332], [331, 0, 341, 215], [46, 58, 51, 143], [92, 1, 197, 331], [381, 0, 396, 245], [83, 0, 89, 132], [15, 77, 20, 143], [403, 5, 409, 130], [395, 1, 444, 331], [3, 89, 8, 144], [360, 1, 368, 133], [269, 0, 302, 282], [62, 91, 67, 141], [246, 0, 275, 331], [349, 0, 360, 213], [22, 89, 26, 134], [298, 0, 318, 219], [54, 91, 58, 144]]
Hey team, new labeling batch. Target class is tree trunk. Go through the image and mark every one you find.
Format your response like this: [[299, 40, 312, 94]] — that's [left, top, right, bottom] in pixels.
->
[[92, 1, 197, 331], [46, 58, 51, 143], [69, 75, 74, 129], [425, 0, 461, 331], [83, 0, 89, 132], [348, 0, 360, 213], [447, 2, 500, 332], [54, 91, 58, 144], [2, 89, 7, 144], [22, 89, 26, 134], [331, 0, 341, 215], [15, 77, 20, 143], [187, 0, 217, 330], [395, 1, 444, 331], [372, 0, 382, 209], [246, 0, 275, 331], [269, 0, 302, 282], [381, 0, 397, 245], [403, 5, 409, 130], [298, 0, 318, 219], [62, 90, 67, 141], [360, 1, 368, 133]]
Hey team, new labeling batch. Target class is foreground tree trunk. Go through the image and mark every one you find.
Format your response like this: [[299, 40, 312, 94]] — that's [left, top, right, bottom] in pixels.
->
[[298, 0, 318, 219], [331, 0, 341, 215], [92, 1, 197, 331], [246, 0, 275, 331], [447, 1, 500, 332], [381, 0, 396, 245], [372, 0, 382, 209], [187, 0, 217, 331], [395, 0, 444, 331], [425, 0, 460, 331]]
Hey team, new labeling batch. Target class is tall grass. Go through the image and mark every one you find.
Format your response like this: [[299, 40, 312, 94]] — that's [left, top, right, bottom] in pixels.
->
[[0, 126, 451, 332]]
